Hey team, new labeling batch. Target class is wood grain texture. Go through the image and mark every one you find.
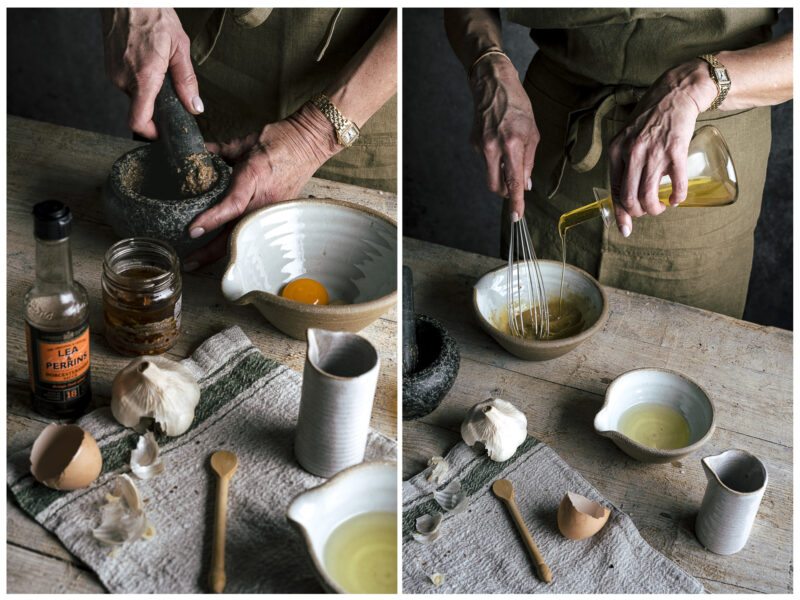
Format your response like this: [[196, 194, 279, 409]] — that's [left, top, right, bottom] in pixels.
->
[[6, 116, 398, 593], [402, 236, 792, 594]]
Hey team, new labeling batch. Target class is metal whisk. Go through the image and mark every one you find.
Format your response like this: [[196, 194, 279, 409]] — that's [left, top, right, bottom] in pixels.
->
[[507, 217, 549, 339]]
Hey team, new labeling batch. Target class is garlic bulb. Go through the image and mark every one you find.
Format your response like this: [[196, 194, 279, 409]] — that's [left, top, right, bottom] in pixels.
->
[[460, 398, 527, 462], [111, 356, 200, 436]]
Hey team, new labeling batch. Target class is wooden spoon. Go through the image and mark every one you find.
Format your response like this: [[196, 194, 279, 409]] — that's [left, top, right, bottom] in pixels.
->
[[492, 478, 552, 583], [209, 450, 238, 593]]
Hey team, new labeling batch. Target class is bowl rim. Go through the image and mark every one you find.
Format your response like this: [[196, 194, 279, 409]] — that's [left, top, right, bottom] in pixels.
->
[[285, 459, 398, 594], [472, 259, 610, 348], [595, 367, 717, 459], [223, 198, 398, 313]]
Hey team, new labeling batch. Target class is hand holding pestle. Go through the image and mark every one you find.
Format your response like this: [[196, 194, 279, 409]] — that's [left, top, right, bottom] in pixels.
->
[[402, 266, 418, 374], [153, 72, 217, 198]]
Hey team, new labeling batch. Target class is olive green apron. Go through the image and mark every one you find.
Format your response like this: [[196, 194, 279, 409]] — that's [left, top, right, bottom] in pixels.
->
[[175, 8, 397, 193], [503, 8, 777, 318]]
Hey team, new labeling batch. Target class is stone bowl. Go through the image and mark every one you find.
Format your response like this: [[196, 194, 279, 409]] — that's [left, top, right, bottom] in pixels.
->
[[221, 199, 397, 340], [594, 368, 716, 463], [103, 144, 230, 257], [473, 260, 609, 361], [402, 314, 460, 420]]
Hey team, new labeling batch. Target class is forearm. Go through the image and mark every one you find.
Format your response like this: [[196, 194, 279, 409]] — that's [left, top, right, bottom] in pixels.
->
[[444, 8, 503, 72], [716, 31, 793, 109], [322, 9, 397, 128]]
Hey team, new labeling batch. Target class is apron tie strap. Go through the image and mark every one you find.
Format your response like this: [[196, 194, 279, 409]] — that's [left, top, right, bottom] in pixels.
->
[[315, 8, 344, 62], [547, 85, 645, 199]]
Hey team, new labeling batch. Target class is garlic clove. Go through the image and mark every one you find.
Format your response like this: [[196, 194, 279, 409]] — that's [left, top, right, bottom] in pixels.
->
[[130, 432, 165, 480], [111, 356, 200, 437], [412, 512, 443, 544], [426, 456, 449, 484], [433, 480, 469, 514], [412, 529, 441, 544], [91, 474, 152, 546], [461, 398, 527, 462]]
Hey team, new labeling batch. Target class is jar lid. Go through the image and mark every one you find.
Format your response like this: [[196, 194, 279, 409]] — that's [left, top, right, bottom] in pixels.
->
[[33, 200, 72, 240]]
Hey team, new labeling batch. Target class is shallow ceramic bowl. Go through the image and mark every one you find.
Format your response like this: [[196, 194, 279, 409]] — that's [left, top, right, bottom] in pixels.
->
[[286, 460, 397, 593], [103, 144, 231, 257], [221, 199, 397, 340], [473, 260, 609, 361], [594, 368, 716, 463]]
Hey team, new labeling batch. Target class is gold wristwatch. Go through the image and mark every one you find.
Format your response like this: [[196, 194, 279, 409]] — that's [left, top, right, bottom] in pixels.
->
[[310, 92, 360, 147], [697, 54, 731, 111]]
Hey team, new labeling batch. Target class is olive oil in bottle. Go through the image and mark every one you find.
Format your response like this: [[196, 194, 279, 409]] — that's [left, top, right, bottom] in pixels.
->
[[617, 402, 691, 450], [324, 511, 397, 593], [24, 201, 91, 418]]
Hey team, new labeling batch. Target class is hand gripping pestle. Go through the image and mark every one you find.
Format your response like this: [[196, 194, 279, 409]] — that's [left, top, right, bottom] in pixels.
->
[[153, 72, 217, 198]]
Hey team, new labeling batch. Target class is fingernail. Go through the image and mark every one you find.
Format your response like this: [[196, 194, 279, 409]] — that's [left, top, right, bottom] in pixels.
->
[[184, 261, 199, 272], [526, 177, 532, 191], [192, 95, 204, 113], [620, 225, 631, 238], [511, 211, 520, 223], [190, 227, 205, 239]]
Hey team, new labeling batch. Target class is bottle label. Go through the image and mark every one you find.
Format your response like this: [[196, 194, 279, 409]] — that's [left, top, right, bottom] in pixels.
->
[[25, 320, 91, 403]]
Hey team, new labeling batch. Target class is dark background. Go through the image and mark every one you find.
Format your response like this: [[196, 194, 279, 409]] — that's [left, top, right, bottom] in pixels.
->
[[402, 8, 793, 330], [6, 8, 793, 329]]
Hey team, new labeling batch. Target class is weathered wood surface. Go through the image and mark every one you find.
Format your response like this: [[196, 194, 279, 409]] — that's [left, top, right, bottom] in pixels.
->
[[403, 236, 792, 594], [6, 116, 398, 593]]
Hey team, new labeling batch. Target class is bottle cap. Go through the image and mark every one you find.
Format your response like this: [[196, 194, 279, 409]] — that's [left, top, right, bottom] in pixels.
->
[[33, 200, 72, 240]]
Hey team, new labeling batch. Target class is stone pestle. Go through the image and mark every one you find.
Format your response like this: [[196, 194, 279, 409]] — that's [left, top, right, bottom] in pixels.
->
[[153, 72, 218, 198]]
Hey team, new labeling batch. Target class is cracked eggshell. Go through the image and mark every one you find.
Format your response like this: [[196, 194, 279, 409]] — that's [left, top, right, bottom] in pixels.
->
[[30, 423, 103, 490], [557, 491, 610, 540]]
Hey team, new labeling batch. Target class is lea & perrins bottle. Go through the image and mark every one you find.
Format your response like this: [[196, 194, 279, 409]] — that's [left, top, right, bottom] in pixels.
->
[[24, 201, 91, 418]]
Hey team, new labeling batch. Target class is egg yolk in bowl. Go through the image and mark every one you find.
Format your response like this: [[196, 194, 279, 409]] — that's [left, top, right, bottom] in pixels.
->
[[281, 278, 329, 306]]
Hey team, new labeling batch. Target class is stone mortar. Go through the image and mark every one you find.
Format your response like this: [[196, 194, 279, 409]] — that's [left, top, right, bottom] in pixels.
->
[[103, 144, 231, 258], [402, 314, 460, 421]]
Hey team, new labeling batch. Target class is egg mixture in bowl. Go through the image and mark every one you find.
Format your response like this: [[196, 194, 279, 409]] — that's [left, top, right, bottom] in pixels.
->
[[221, 199, 397, 340]]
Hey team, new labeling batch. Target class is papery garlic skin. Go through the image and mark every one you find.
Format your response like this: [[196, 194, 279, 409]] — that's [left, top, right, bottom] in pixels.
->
[[461, 398, 527, 462], [111, 356, 200, 436]]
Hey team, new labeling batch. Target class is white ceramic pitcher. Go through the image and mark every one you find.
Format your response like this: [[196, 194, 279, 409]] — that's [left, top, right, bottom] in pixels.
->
[[294, 328, 380, 478], [695, 449, 768, 555]]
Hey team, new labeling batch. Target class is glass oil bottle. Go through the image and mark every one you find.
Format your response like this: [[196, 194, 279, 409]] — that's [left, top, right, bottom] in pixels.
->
[[24, 201, 91, 418]]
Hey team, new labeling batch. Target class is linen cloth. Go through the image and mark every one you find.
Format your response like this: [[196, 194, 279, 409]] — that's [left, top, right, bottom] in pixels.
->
[[8, 326, 396, 593], [402, 436, 704, 593]]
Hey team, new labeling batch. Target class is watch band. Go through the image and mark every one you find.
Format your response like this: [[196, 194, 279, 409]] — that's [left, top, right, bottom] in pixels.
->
[[697, 54, 731, 111], [310, 92, 360, 148]]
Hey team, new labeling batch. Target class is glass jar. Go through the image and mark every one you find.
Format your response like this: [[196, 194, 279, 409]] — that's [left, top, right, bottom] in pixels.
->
[[102, 238, 182, 355]]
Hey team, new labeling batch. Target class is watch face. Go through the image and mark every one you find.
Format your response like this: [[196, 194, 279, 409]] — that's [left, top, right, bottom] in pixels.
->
[[714, 68, 730, 84], [340, 125, 358, 146]]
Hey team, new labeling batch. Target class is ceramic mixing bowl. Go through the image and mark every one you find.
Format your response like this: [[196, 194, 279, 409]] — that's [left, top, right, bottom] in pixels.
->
[[286, 460, 397, 593], [594, 368, 716, 463], [221, 199, 397, 340], [103, 144, 231, 257], [473, 260, 608, 361]]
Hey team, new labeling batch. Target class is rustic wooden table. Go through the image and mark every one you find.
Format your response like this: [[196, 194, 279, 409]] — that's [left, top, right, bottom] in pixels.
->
[[402, 236, 792, 594], [6, 116, 397, 593]]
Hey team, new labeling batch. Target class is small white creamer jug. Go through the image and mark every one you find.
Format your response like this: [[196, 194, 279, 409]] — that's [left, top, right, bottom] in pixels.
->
[[294, 328, 380, 478], [695, 449, 767, 555]]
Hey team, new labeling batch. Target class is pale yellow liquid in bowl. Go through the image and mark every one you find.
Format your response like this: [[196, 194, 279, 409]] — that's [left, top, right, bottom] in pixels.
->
[[323, 511, 397, 593], [617, 402, 691, 450]]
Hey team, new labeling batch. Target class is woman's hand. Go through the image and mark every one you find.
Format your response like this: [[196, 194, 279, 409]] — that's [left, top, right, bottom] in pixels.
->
[[183, 103, 339, 270], [607, 60, 718, 237], [101, 8, 203, 139], [469, 55, 538, 221]]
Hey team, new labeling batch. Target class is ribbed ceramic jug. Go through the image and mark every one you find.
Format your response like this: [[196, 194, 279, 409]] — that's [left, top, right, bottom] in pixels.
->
[[294, 328, 380, 478], [695, 449, 767, 555]]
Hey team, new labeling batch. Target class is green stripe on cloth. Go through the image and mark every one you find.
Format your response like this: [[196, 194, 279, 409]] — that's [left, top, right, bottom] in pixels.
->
[[13, 348, 282, 519], [402, 435, 540, 536]]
